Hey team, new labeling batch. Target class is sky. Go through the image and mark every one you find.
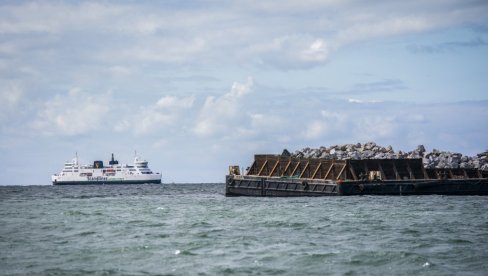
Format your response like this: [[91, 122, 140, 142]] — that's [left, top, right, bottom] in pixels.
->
[[0, 0, 487, 185]]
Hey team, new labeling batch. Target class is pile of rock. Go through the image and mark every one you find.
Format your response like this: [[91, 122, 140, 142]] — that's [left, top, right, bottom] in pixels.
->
[[286, 142, 488, 171], [424, 150, 488, 170]]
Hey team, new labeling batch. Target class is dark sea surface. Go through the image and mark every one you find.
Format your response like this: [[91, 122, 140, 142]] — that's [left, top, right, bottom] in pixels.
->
[[1, 184, 487, 275]]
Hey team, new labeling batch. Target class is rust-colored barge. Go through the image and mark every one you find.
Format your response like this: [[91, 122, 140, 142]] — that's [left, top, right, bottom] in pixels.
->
[[226, 155, 488, 196]]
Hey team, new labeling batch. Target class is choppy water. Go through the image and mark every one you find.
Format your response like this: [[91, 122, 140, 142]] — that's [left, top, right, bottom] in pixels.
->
[[1, 184, 488, 275]]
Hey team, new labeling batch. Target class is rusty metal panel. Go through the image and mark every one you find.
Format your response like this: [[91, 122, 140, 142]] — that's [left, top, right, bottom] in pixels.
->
[[246, 155, 486, 181]]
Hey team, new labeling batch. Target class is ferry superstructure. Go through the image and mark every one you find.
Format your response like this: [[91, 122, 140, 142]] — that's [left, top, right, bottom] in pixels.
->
[[52, 154, 162, 185]]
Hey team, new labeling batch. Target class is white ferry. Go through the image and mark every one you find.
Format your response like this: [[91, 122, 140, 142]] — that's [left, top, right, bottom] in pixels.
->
[[52, 154, 162, 185]]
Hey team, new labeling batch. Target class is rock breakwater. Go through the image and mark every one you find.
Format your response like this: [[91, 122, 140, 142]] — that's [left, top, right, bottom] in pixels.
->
[[286, 142, 488, 171]]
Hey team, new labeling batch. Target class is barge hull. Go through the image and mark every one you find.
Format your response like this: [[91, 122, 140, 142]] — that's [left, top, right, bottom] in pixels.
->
[[226, 176, 488, 196]]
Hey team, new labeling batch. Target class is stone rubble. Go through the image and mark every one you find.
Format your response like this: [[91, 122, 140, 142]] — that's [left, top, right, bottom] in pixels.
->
[[286, 142, 488, 171]]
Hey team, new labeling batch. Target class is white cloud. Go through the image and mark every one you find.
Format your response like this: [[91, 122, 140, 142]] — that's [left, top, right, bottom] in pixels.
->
[[304, 120, 327, 140], [157, 95, 195, 109], [110, 38, 207, 63], [134, 110, 175, 135], [116, 95, 196, 135], [303, 110, 347, 140], [240, 2, 487, 67], [348, 98, 383, 104], [354, 116, 398, 141], [0, 83, 24, 123], [250, 113, 284, 131], [107, 66, 133, 77], [114, 119, 131, 132], [194, 77, 253, 137], [0, 84, 23, 108], [300, 39, 329, 62], [245, 35, 331, 68], [31, 88, 110, 136]]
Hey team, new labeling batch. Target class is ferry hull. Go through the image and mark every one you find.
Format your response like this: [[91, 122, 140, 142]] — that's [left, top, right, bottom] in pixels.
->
[[52, 179, 162, 185]]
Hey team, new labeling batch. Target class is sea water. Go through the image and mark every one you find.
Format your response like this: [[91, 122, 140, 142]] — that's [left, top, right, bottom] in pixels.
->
[[1, 184, 487, 275]]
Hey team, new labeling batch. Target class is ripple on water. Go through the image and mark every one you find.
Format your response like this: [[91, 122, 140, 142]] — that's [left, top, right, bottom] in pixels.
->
[[0, 185, 487, 275]]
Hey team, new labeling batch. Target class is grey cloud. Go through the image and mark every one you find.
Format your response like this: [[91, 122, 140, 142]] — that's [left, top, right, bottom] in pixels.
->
[[156, 75, 220, 84], [408, 37, 488, 54], [344, 79, 408, 95], [2, 1, 487, 70]]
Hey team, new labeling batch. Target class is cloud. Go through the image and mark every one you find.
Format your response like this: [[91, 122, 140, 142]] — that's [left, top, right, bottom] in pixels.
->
[[335, 16, 430, 46], [303, 120, 328, 140], [134, 110, 176, 135], [348, 99, 383, 104], [0, 2, 128, 34], [0, 83, 23, 108], [345, 79, 408, 95], [407, 37, 488, 54], [107, 38, 207, 63], [249, 113, 284, 132], [156, 75, 219, 84], [237, 0, 343, 13], [31, 88, 110, 136], [194, 77, 253, 137], [156, 95, 195, 109], [303, 110, 347, 140], [121, 95, 196, 135], [245, 35, 330, 68], [354, 115, 398, 141], [1, 1, 487, 70], [0, 83, 24, 123], [301, 39, 329, 62], [107, 66, 133, 77]]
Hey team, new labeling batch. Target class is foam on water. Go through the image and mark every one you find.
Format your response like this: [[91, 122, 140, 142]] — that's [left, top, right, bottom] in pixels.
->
[[1, 184, 488, 275]]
